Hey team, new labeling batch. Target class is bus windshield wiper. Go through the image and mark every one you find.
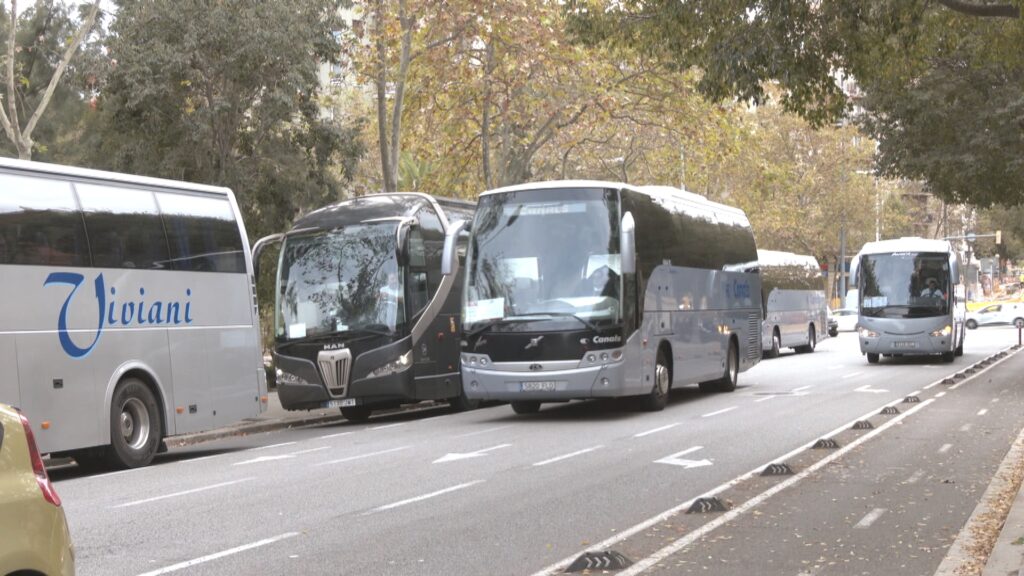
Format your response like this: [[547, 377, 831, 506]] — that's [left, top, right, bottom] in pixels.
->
[[504, 312, 600, 333], [349, 324, 395, 337]]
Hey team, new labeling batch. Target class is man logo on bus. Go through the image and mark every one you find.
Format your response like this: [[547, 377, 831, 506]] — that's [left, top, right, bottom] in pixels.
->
[[44, 272, 194, 359]]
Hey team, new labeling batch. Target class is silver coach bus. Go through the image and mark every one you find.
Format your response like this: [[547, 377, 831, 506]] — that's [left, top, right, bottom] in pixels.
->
[[453, 181, 762, 415], [255, 193, 475, 422], [853, 237, 966, 364], [0, 158, 266, 468], [758, 249, 828, 358]]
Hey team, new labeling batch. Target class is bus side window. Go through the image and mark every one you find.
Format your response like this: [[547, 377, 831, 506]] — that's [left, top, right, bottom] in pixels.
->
[[0, 174, 88, 267], [156, 193, 245, 273], [406, 229, 429, 316], [77, 184, 169, 269]]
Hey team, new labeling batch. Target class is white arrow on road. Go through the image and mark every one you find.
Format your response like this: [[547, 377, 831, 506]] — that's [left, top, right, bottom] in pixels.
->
[[854, 384, 889, 394], [433, 443, 512, 464], [655, 446, 713, 469]]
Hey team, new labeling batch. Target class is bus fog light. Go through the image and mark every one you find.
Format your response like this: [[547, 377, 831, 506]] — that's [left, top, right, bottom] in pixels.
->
[[368, 350, 413, 379], [470, 380, 479, 389], [276, 369, 308, 386], [587, 354, 596, 362], [600, 353, 609, 361], [479, 358, 488, 366], [611, 350, 622, 360], [601, 378, 610, 387]]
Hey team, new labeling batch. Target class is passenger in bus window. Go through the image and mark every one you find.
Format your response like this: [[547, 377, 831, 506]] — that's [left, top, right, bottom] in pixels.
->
[[920, 277, 945, 299]]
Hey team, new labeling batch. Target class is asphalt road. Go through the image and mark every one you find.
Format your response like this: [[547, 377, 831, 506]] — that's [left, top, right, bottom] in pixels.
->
[[51, 327, 1023, 576]]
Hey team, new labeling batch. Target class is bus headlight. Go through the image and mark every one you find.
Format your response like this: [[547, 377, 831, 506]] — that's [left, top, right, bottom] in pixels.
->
[[930, 325, 952, 337], [858, 327, 878, 338], [275, 369, 310, 386], [368, 350, 413, 379]]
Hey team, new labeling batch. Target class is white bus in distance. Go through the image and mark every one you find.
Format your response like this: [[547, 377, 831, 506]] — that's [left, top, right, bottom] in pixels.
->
[[757, 249, 828, 358], [455, 181, 763, 415], [0, 158, 266, 469]]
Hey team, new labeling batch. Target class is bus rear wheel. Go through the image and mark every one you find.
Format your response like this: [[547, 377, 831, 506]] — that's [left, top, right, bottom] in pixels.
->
[[701, 340, 738, 393], [765, 329, 781, 359], [866, 353, 880, 364], [795, 325, 816, 354], [106, 378, 162, 469], [341, 406, 372, 422], [640, 348, 671, 411], [511, 401, 541, 415]]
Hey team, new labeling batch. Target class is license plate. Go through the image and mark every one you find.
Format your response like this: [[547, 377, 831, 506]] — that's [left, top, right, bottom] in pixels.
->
[[893, 341, 917, 349], [325, 398, 357, 408], [521, 381, 560, 392]]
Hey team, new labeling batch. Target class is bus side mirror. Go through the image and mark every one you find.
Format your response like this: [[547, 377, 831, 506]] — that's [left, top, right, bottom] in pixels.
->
[[620, 211, 636, 275], [442, 219, 468, 276], [251, 233, 284, 279]]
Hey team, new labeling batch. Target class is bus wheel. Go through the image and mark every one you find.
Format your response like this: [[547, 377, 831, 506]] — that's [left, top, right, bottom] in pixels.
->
[[641, 349, 671, 411], [765, 330, 781, 359], [107, 378, 162, 469], [955, 329, 964, 357], [941, 351, 955, 363], [449, 388, 480, 412], [796, 325, 816, 354], [511, 401, 541, 415], [866, 353, 880, 364], [966, 319, 978, 330], [341, 406, 372, 422], [702, 341, 738, 393]]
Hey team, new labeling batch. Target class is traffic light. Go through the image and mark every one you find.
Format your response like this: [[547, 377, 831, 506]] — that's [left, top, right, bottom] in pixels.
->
[[996, 230, 1002, 244]]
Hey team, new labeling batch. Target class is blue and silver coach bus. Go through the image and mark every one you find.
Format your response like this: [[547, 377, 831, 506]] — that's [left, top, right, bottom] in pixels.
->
[[757, 249, 828, 358], [453, 181, 762, 415], [853, 237, 966, 364], [256, 193, 475, 422], [0, 158, 266, 468]]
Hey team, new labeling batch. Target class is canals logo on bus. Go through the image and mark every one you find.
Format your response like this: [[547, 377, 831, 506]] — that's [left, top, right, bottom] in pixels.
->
[[592, 335, 622, 344], [44, 272, 194, 359]]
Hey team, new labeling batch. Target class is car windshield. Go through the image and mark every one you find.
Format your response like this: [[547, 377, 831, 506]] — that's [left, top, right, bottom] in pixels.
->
[[859, 252, 950, 318], [465, 188, 621, 332], [275, 222, 405, 340]]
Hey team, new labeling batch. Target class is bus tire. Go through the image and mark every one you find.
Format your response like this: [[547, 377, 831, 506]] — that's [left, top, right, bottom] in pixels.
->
[[341, 406, 372, 422], [955, 328, 964, 356], [866, 353, 880, 364], [796, 325, 816, 354], [640, 348, 671, 411], [511, 401, 541, 415], [449, 387, 480, 412], [941, 351, 955, 363], [765, 329, 781, 359], [702, 340, 738, 393], [106, 378, 162, 469], [966, 319, 978, 330]]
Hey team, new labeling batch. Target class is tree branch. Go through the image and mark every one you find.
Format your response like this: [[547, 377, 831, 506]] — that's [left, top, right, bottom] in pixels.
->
[[934, 0, 1020, 18], [4, 0, 20, 144]]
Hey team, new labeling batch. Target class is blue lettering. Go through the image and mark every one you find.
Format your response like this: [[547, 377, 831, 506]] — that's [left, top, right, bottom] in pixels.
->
[[44, 272, 105, 359]]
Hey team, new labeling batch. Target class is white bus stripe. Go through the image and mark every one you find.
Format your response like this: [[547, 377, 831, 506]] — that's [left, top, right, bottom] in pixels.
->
[[135, 532, 299, 576], [114, 478, 254, 508]]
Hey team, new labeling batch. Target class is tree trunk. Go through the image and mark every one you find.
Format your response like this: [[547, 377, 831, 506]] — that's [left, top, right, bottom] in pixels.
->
[[373, 0, 395, 192]]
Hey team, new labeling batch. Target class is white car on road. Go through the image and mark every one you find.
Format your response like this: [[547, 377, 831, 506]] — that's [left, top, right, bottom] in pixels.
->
[[966, 302, 1024, 330], [831, 308, 859, 332]]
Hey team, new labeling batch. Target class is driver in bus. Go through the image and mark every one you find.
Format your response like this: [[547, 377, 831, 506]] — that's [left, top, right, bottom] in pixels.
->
[[920, 277, 945, 299], [581, 265, 619, 298]]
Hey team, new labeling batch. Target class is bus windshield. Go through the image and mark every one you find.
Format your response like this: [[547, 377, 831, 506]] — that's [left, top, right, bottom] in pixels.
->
[[465, 188, 621, 332], [859, 252, 950, 318], [276, 222, 405, 340]]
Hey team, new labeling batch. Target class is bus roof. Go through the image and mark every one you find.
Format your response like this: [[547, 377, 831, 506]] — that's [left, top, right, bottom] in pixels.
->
[[293, 192, 474, 233], [757, 249, 820, 269], [480, 180, 747, 218], [856, 237, 956, 256], [0, 156, 233, 196]]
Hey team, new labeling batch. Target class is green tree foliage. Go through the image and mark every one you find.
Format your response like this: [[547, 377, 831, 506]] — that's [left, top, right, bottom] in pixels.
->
[[565, 1, 1024, 206], [90, 0, 364, 240]]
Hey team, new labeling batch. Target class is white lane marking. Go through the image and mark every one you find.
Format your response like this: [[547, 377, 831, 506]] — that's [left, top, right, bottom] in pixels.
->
[[136, 532, 299, 576], [114, 478, 254, 509], [634, 424, 679, 438], [906, 469, 926, 484], [292, 446, 330, 456], [530, 398, 937, 576], [977, 409, 989, 416], [936, 391, 947, 398], [453, 425, 512, 438], [854, 384, 888, 394], [701, 406, 737, 418], [533, 446, 604, 467], [854, 508, 887, 529], [234, 455, 292, 466], [754, 395, 776, 403], [654, 446, 713, 469], [992, 398, 1000, 403], [251, 442, 297, 452], [318, 431, 353, 440], [792, 385, 813, 393], [434, 444, 513, 464], [316, 446, 410, 466], [938, 443, 953, 454], [842, 372, 864, 380], [366, 480, 483, 514], [960, 423, 973, 432], [369, 423, 405, 431], [923, 380, 941, 390]]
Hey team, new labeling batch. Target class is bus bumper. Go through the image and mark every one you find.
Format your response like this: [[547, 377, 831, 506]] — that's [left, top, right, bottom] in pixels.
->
[[462, 361, 631, 401], [859, 331, 953, 356]]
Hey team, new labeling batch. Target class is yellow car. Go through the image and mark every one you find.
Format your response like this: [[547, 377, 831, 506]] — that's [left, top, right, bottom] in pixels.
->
[[0, 404, 74, 576]]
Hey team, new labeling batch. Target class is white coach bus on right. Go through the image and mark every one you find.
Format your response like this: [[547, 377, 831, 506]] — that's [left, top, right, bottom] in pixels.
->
[[852, 237, 966, 364]]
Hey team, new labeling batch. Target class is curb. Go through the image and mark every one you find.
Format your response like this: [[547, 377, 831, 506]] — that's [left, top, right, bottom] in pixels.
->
[[163, 412, 347, 448]]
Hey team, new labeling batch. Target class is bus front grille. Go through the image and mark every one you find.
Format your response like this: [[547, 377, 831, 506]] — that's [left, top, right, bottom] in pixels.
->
[[747, 314, 760, 360], [317, 349, 352, 398]]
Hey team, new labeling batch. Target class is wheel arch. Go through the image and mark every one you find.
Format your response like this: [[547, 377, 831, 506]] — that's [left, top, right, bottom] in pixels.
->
[[656, 339, 673, 385], [102, 361, 171, 445]]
